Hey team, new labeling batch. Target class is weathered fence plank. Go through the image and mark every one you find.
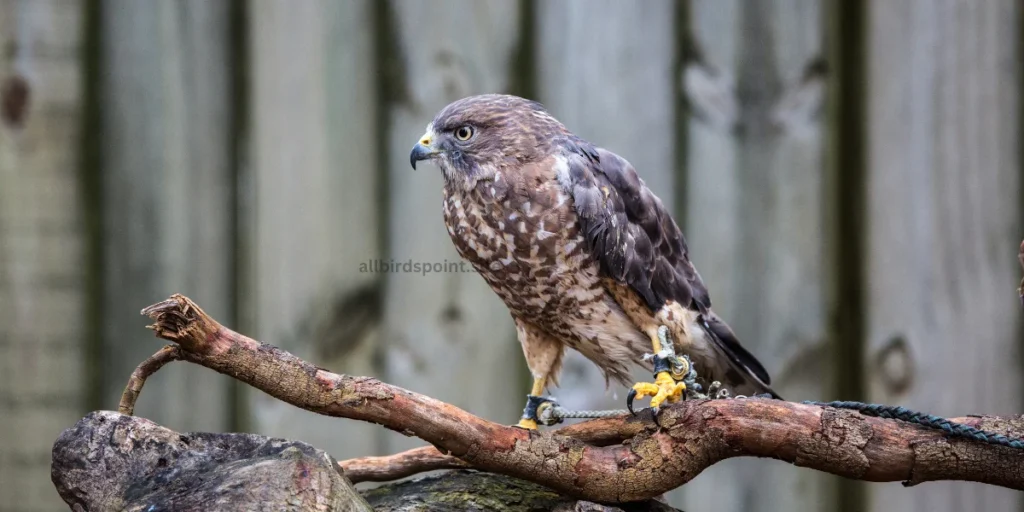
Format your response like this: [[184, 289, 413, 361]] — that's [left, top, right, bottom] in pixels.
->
[[534, 0, 677, 421], [865, 1, 1022, 510], [0, 1, 86, 508], [245, 0, 382, 462], [382, 0, 525, 454], [680, 1, 835, 511], [99, 0, 233, 432]]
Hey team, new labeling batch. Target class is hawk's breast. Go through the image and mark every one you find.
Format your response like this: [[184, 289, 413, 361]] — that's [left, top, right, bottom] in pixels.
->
[[441, 169, 605, 329]]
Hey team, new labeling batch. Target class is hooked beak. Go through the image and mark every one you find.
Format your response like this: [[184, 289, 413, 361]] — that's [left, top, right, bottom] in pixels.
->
[[410, 130, 439, 170]]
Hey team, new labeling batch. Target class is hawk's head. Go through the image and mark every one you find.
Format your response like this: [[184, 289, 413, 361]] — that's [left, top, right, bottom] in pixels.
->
[[410, 94, 566, 188]]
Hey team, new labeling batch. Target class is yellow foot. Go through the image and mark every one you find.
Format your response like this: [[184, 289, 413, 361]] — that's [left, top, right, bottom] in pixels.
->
[[627, 371, 685, 414], [516, 418, 538, 430]]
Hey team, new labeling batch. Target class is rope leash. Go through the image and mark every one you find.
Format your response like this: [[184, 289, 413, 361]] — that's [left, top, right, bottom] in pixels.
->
[[524, 326, 1023, 448], [525, 397, 628, 424], [544, 406, 629, 422], [528, 395, 1024, 450], [801, 400, 1024, 450]]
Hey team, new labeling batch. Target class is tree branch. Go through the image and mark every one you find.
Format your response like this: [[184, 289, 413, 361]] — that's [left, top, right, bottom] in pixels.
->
[[118, 344, 180, 415], [340, 446, 469, 483], [339, 418, 643, 483], [126, 294, 1024, 503]]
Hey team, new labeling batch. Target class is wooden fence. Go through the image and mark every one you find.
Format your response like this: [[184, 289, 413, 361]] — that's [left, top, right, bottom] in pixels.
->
[[1, 1, 1021, 511]]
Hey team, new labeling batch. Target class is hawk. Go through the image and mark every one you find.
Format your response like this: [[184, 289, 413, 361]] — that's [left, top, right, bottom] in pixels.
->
[[410, 94, 778, 429]]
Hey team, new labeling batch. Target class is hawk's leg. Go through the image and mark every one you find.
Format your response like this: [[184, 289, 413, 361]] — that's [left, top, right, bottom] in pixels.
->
[[627, 326, 688, 414], [517, 377, 549, 429], [518, 378, 565, 428], [514, 320, 564, 430]]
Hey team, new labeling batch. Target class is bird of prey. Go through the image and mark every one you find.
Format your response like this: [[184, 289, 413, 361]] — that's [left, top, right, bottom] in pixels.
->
[[410, 94, 778, 429]]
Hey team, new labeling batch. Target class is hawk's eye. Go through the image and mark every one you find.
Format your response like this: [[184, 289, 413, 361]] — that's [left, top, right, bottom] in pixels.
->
[[454, 126, 474, 141]]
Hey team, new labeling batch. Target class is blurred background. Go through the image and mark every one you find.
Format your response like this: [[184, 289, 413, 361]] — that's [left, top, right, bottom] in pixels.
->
[[1, 0, 1022, 511]]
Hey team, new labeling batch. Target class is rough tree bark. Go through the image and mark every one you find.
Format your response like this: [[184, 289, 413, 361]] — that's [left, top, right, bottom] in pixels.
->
[[94, 294, 1024, 505]]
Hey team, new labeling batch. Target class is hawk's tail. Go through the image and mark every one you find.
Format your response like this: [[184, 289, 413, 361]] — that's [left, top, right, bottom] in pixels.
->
[[702, 312, 782, 400]]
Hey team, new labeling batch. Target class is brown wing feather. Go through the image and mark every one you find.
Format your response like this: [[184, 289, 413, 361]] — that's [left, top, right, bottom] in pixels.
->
[[559, 140, 709, 312], [558, 139, 774, 388]]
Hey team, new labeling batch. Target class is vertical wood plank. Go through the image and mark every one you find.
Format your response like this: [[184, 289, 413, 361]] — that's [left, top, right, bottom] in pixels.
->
[[865, 1, 1022, 510], [0, 1, 86, 508], [382, 0, 525, 454], [681, 1, 834, 511], [534, 0, 677, 417], [246, 0, 381, 461], [99, 0, 233, 432]]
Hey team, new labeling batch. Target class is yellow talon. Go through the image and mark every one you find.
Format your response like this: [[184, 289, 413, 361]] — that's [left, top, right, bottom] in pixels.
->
[[629, 326, 687, 414], [517, 418, 538, 430], [631, 371, 685, 409]]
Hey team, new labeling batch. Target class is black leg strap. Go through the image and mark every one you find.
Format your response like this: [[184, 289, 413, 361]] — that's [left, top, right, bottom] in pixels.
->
[[652, 352, 689, 379], [652, 354, 673, 374], [522, 395, 556, 421]]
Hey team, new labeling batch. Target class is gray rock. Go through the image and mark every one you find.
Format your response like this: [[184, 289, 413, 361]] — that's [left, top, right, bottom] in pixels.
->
[[51, 411, 371, 511], [360, 470, 682, 512]]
